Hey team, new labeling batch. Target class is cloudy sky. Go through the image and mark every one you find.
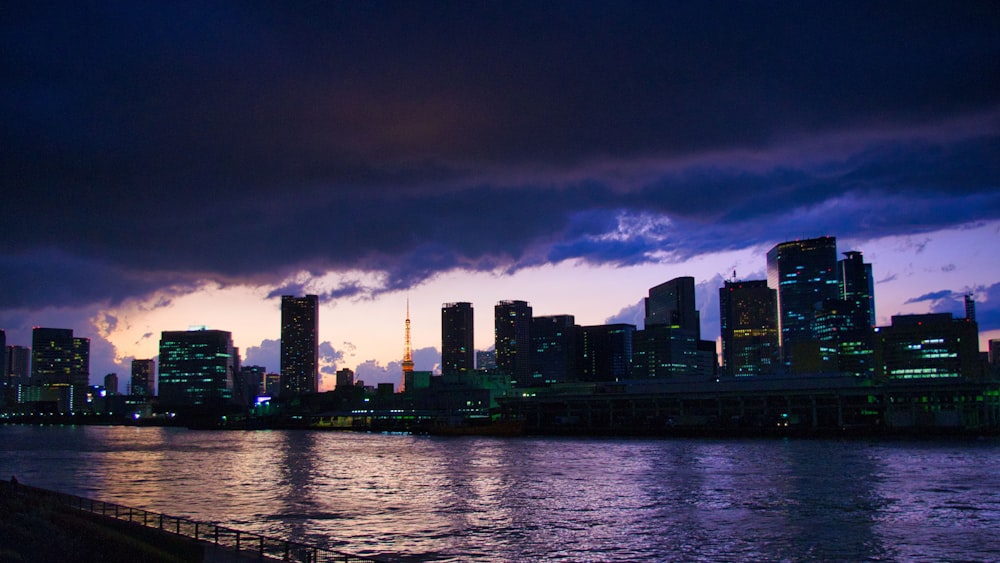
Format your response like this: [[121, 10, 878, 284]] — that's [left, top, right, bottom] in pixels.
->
[[3, 2, 998, 389]]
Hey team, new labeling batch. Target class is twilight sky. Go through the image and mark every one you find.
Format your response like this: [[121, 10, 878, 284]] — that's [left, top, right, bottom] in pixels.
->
[[3, 2, 999, 389]]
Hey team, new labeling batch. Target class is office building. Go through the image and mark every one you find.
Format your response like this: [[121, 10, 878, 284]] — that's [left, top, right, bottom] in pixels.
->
[[0, 330, 6, 388], [158, 329, 236, 406], [767, 236, 839, 369], [874, 313, 980, 380], [530, 315, 579, 385], [719, 280, 779, 377], [31, 328, 89, 387], [7, 346, 30, 388], [441, 302, 474, 375], [580, 324, 634, 382], [280, 295, 319, 396], [104, 373, 118, 395], [131, 359, 155, 396], [476, 350, 496, 371], [495, 300, 532, 385], [838, 251, 875, 327], [336, 368, 355, 389], [645, 276, 700, 337]]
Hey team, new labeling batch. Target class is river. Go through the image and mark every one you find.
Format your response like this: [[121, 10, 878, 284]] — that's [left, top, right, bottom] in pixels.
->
[[2, 425, 999, 561]]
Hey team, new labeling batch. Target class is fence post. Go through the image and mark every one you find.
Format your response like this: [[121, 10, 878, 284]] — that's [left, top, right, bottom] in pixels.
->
[[195, 522, 199, 540], [284, 541, 291, 561], [214, 525, 219, 545]]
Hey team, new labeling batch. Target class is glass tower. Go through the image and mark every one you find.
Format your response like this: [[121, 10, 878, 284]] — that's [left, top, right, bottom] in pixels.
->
[[495, 300, 532, 386], [719, 280, 779, 377], [441, 302, 474, 375], [158, 329, 235, 406], [280, 295, 319, 396], [766, 237, 839, 369]]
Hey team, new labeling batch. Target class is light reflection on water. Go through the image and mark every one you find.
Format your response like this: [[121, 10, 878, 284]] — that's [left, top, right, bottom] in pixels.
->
[[3, 425, 1000, 561]]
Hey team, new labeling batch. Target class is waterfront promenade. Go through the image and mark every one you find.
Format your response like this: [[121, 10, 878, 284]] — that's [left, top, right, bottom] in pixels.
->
[[0, 479, 385, 563]]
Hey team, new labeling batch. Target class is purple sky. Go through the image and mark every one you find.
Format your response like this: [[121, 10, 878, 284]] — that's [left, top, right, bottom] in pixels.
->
[[2, 3, 998, 387]]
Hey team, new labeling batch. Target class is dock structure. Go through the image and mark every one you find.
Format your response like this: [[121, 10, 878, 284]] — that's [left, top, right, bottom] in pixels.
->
[[498, 376, 1000, 436]]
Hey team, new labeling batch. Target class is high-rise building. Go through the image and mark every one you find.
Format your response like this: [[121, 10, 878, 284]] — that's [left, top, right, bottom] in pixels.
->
[[767, 236, 839, 369], [530, 315, 579, 385], [0, 330, 6, 389], [645, 276, 700, 338], [336, 368, 355, 389], [236, 365, 267, 407], [813, 299, 874, 376], [7, 345, 30, 388], [580, 324, 635, 382], [441, 302, 474, 375], [131, 359, 155, 396], [104, 373, 119, 395], [280, 295, 319, 396], [495, 300, 532, 386], [158, 329, 236, 406], [719, 279, 779, 377], [838, 251, 875, 327], [31, 328, 89, 387], [28, 327, 90, 412], [874, 313, 980, 380]]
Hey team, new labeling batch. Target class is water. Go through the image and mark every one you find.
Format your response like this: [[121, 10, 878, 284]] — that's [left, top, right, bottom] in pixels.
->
[[2, 425, 1000, 562]]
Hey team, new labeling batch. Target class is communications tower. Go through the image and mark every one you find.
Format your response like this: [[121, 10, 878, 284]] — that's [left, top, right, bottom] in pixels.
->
[[401, 300, 414, 392]]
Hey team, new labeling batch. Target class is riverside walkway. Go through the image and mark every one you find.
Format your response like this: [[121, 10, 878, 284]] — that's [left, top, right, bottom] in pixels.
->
[[0, 479, 388, 563]]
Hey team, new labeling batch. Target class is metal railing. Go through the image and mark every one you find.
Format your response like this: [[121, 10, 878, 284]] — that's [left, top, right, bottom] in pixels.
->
[[17, 483, 387, 563]]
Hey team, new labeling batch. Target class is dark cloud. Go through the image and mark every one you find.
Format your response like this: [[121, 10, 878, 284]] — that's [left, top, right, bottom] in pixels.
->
[[2, 3, 998, 309], [244, 338, 280, 374]]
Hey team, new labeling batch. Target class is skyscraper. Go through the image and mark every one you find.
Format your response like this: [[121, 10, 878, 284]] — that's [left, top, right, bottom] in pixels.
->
[[441, 302, 474, 375], [6, 346, 30, 388], [158, 329, 236, 406], [131, 359, 155, 396], [580, 324, 635, 382], [838, 251, 875, 327], [31, 328, 89, 387], [495, 300, 532, 386], [0, 330, 7, 390], [645, 276, 700, 338], [280, 295, 319, 396], [530, 314, 579, 385], [30, 327, 90, 411], [719, 279, 779, 377], [766, 236, 839, 369]]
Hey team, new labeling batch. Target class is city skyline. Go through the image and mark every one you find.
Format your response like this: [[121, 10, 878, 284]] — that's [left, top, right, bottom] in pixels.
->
[[1, 4, 998, 388]]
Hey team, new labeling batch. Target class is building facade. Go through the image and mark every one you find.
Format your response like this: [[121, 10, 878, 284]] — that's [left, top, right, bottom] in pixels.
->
[[766, 236, 839, 369], [874, 314, 980, 380], [280, 295, 319, 396], [530, 315, 579, 385], [131, 359, 155, 396], [441, 302, 475, 375], [158, 329, 236, 406], [580, 324, 634, 382], [495, 300, 532, 386], [719, 280, 779, 377]]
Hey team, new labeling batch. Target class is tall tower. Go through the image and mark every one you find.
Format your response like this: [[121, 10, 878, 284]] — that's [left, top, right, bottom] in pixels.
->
[[719, 279, 779, 377], [159, 329, 235, 406], [280, 295, 319, 396], [131, 359, 156, 396], [441, 302, 474, 375], [401, 300, 414, 391], [495, 300, 532, 386], [838, 250, 875, 327], [645, 276, 700, 338], [766, 236, 839, 369]]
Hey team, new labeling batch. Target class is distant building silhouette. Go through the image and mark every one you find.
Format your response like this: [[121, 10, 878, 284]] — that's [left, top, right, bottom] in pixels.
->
[[580, 324, 634, 382], [104, 373, 118, 395], [530, 315, 579, 385], [158, 329, 236, 406], [401, 301, 414, 392], [719, 279, 779, 377], [237, 365, 266, 407], [131, 359, 155, 396], [280, 295, 319, 396], [838, 251, 875, 326], [441, 302, 474, 375], [767, 236, 839, 370], [0, 330, 6, 395], [335, 368, 355, 389], [495, 300, 532, 386], [6, 345, 29, 390]]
